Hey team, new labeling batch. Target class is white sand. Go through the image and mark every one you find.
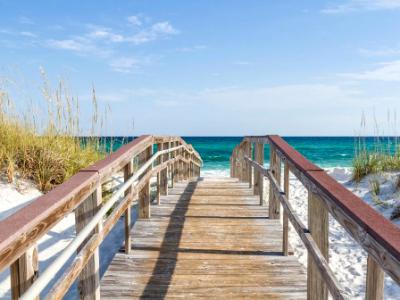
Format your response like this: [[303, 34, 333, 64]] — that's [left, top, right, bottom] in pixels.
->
[[0, 169, 399, 299], [0, 177, 76, 299], [285, 167, 399, 299], [0, 174, 125, 299]]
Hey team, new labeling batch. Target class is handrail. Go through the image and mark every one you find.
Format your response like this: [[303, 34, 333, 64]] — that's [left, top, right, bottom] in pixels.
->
[[20, 145, 185, 300], [0, 135, 202, 299], [245, 157, 348, 299], [231, 135, 400, 300]]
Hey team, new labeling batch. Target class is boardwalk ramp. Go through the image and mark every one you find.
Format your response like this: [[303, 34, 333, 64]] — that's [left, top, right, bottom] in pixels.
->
[[100, 177, 307, 299]]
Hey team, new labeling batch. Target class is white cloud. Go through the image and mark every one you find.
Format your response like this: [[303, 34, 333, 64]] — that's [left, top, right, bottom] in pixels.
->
[[47, 39, 85, 51], [87, 27, 124, 42], [20, 31, 37, 38], [84, 20, 178, 46], [109, 57, 139, 73], [322, 0, 400, 14], [341, 60, 400, 81], [127, 15, 142, 26], [151, 22, 178, 34], [127, 21, 178, 45], [176, 45, 207, 52]]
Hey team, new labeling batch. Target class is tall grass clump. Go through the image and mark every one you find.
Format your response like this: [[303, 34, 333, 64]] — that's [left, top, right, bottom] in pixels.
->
[[352, 112, 400, 182], [0, 71, 108, 192]]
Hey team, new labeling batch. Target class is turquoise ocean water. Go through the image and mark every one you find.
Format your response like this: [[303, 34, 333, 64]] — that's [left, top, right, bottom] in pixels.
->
[[106, 136, 396, 172]]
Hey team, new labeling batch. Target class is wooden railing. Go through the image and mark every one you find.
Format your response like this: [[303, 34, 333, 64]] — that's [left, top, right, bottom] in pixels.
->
[[0, 135, 202, 299], [231, 135, 400, 300]]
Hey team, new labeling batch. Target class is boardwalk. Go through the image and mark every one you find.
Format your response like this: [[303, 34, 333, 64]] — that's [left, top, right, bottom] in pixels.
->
[[101, 177, 307, 299], [2, 135, 399, 299]]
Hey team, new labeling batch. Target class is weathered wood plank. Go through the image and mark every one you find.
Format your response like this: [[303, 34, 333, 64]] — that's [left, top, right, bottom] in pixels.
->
[[101, 179, 306, 299], [308, 191, 329, 300], [283, 161, 289, 256], [365, 255, 384, 300], [138, 146, 152, 219], [74, 187, 102, 300], [124, 160, 133, 254], [10, 247, 38, 300]]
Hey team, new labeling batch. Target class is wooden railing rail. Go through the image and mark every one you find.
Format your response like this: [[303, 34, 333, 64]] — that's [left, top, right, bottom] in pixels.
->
[[231, 135, 400, 300], [0, 135, 201, 300]]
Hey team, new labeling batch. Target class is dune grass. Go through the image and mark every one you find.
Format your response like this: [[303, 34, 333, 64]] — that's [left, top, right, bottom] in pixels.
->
[[0, 73, 108, 192], [352, 113, 400, 182], [352, 149, 400, 182]]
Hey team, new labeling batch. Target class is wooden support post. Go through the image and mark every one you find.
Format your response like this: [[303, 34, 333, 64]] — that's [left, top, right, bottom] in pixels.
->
[[156, 172, 161, 205], [238, 146, 244, 182], [160, 142, 168, 195], [139, 146, 152, 219], [253, 146, 259, 195], [282, 161, 289, 256], [75, 186, 102, 300], [307, 191, 329, 300], [230, 156, 234, 178], [246, 142, 253, 188], [170, 163, 174, 188], [254, 143, 264, 204], [181, 160, 185, 181], [173, 142, 179, 182], [269, 146, 281, 218], [124, 161, 133, 254], [365, 255, 384, 300], [10, 247, 39, 300]]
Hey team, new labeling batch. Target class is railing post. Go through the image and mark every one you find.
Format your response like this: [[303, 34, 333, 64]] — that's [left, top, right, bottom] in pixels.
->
[[269, 145, 281, 218], [253, 146, 259, 195], [124, 160, 133, 253], [365, 255, 384, 300], [10, 247, 39, 300], [238, 146, 244, 181], [307, 190, 329, 300], [282, 161, 289, 256], [74, 185, 102, 300], [156, 171, 161, 205], [139, 145, 152, 219], [184, 152, 188, 181], [160, 142, 168, 195], [156, 142, 163, 205], [254, 143, 264, 205], [230, 156, 234, 177], [174, 143, 180, 183], [246, 142, 252, 186], [170, 163, 175, 188]]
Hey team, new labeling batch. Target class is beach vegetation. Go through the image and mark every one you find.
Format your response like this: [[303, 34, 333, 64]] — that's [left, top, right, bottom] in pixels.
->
[[369, 177, 380, 196], [352, 112, 400, 182], [0, 70, 108, 192]]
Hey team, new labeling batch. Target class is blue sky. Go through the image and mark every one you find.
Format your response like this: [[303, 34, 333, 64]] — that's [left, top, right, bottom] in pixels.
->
[[1, 0, 400, 136]]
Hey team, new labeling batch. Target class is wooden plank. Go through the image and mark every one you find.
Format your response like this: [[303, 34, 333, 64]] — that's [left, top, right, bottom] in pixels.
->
[[160, 142, 169, 195], [124, 160, 133, 254], [283, 161, 289, 256], [269, 146, 280, 219], [253, 143, 264, 204], [307, 191, 329, 300], [267, 169, 348, 299], [10, 247, 38, 300], [0, 171, 98, 272], [74, 187, 102, 300], [365, 255, 384, 300], [139, 146, 152, 219], [101, 179, 307, 299], [268, 135, 400, 285]]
